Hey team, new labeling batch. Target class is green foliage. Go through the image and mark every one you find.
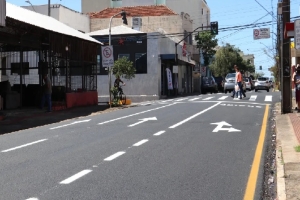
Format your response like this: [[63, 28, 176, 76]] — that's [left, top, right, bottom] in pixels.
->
[[195, 31, 218, 66], [209, 43, 255, 77], [253, 72, 265, 79], [112, 56, 136, 80], [110, 87, 120, 107]]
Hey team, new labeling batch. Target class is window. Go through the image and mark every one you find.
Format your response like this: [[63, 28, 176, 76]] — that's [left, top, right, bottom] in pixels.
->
[[97, 54, 101, 74], [118, 54, 130, 59], [202, 8, 204, 15], [1, 57, 6, 75], [135, 53, 147, 74], [184, 30, 188, 43]]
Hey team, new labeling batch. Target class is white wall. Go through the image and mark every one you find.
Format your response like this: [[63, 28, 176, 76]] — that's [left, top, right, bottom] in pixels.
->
[[82, 0, 111, 13]]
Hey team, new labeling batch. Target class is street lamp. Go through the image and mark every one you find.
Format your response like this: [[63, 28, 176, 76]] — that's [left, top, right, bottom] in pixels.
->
[[25, 0, 36, 12], [108, 10, 127, 107]]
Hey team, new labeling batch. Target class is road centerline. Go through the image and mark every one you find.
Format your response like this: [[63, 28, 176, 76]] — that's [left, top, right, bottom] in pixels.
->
[[104, 151, 126, 161], [132, 139, 149, 146], [169, 102, 221, 128], [60, 169, 92, 184], [153, 130, 166, 136], [1, 139, 48, 153]]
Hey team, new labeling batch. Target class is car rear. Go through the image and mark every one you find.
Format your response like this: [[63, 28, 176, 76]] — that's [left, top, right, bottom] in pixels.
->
[[255, 77, 270, 92], [224, 73, 236, 93]]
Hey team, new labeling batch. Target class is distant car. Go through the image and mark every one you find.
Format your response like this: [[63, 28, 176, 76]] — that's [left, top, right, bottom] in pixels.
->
[[201, 76, 218, 94], [255, 77, 270, 92], [244, 77, 252, 91], [223, 73, 236, 94], [213, 76, 224, 92]]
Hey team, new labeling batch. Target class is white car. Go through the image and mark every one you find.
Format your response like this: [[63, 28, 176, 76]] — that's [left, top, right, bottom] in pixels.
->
[[255, 77, 270, 92], [244, 77, 252, 91]]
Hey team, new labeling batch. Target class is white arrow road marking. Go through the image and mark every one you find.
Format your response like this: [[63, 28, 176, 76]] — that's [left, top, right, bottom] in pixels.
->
[[133, 139, 149, 146], [50, 119, 91, 130], [203, 97, 214, 100], [60, 169, 92, 184], [1, 139, 48, 153], [128, 117, 157, 127], [104, 151, 126, 161], [249, 95, 257, 101], [264, 95, 272, 102], [218, 96, 228, 100], [210, 121, 241, 132], [169, 102, 221, 128]]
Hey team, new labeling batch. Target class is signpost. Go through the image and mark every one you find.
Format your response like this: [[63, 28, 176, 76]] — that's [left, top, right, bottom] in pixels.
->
[[253, 28, 270, 40], [294, 19, 300, 50], [0, 0, 6, 27], [101, 46, 114, 68]]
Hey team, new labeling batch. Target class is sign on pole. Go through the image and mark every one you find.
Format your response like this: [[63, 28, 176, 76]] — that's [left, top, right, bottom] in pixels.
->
[[294, 19, 300, 50], [253, 28, 270, 40], [173, 65, 178, 73], [201, 67, 206, 76], [101, 46, 114, 68]]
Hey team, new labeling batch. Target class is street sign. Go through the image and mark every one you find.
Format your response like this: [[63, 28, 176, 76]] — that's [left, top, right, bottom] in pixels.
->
[[294, 19, 300, 50], [253, 28, 270, 40], [210, 121, 241, 132], [101, 46, 114, 68], [173, 65, 178, 73], [201, 67, 206, 76]]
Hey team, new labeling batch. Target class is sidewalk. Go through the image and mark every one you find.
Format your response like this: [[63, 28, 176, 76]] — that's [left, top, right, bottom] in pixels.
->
[[275, 98, 300, 200]]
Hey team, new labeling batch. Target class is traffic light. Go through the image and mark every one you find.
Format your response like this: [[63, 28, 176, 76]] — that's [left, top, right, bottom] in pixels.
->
[[259, 66, 262, 70], [210, 21, 218, 35], [121, 11, 128, 25]]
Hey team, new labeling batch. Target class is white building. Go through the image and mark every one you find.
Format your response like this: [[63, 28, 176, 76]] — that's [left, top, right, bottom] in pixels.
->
[[23, 4, 90, 33], [82, 0, 210, 31]]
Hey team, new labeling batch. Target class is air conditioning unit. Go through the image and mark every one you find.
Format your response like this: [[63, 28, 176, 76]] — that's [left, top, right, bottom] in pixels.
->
[[132, 17, 142, 31]]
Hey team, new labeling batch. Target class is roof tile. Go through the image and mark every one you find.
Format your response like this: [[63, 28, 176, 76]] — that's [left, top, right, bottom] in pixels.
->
[[88, 5, 177, 19]]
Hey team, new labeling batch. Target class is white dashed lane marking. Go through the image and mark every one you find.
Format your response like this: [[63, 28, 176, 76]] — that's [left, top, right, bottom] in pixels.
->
[[133, 139, 149, 147], [218, 96, 228, 100], [202, 97, 214, 100], [104, 151, 126, 161], [1, 139, 48, 153], [60, 170, 92, 184]]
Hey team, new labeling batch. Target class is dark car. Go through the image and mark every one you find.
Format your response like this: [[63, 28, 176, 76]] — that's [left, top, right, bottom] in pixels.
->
[[213, 76, 224, 92], [201, 76, 218, 94]]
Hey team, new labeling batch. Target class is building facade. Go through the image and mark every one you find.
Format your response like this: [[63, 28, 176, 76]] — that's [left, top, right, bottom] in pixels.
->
[[23, 4, 90, 33], [82, 0, 210, 30], [88, 5, 198, 99]]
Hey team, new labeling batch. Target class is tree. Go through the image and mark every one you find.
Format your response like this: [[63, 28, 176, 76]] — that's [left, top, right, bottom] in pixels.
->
[[209, 43, 255, 77], [253, 72, 265, 79], [112, 56, 136, 80], [195, 31, 218, 66]]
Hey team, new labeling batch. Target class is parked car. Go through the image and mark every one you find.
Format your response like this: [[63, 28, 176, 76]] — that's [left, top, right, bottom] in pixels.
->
[[255, 77, 270, 92], [201, 76, 218, 94], [244, 76, 255, 90], [223, 73, 236, 94], [213, 76, 224, 92], [244, 77, 252, 91]]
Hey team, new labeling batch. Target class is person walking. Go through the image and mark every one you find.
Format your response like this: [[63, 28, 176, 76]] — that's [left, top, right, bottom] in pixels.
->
[[294, 66, 300, 112], [292, 64, 299, 110], [40, 74, 52, 112], [235, 66, 244, 99]]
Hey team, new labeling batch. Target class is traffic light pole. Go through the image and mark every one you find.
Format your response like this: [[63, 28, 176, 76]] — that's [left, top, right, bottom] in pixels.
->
[[108, 11, 127, 107], [281, 0, 291, 113]]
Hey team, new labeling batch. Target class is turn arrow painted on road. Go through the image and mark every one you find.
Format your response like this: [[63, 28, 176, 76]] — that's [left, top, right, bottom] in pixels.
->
[[210, 121, 241, 132]]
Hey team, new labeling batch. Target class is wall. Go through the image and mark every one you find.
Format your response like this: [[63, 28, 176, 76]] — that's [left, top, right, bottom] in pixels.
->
[[58, 6, 90, 33], [82, 0, 111, 14]]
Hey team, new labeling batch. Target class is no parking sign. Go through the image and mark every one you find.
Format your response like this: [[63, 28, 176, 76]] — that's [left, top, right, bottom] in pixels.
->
[[101, 46, 114, 68]]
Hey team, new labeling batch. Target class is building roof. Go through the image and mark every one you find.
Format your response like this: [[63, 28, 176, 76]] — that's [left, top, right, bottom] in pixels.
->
[[89, 5, 177, 19], [6, 2, 102, 44], [87, 25, 144, 36]]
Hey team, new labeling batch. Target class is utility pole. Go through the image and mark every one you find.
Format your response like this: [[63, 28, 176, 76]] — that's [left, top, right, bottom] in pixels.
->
[[281, 0, 291, 113], [48, 0, 50, 16]]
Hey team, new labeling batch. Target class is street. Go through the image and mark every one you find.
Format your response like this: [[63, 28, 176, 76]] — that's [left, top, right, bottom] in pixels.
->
[[0, 91, 280, 200]]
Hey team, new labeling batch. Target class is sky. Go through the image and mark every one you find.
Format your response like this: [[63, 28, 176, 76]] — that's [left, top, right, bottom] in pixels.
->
[[6, 0, 300, 77]]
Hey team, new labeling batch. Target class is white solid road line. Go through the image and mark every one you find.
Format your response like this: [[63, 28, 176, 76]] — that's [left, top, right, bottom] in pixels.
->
[[133, 139, 149, 146], [249, 95, 257, 101], [1, 139, 48, 153], [104, 151, 126, 161], [203, 97, 214, 100], [265, 95, 272, 102], [218, 96, 228, 100], [60, 169, 92, 184], [169, 102, 221, 128], [153, 130, 166, 136], [175, 98, 188, 102], [189, 98, 200, 101], [98, 103, 176, 125], [50, 119, 91, 130]]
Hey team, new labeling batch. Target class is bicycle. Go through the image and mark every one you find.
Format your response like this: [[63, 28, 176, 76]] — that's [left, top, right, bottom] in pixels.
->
[[117, 84, 126, 105]]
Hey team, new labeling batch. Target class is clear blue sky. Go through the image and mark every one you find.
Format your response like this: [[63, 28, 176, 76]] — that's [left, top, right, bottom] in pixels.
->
[[7, 0, 300, 77]]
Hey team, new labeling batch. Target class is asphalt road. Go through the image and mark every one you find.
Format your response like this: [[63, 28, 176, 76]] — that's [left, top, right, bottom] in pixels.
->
[[0, 90, 280, 200]]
